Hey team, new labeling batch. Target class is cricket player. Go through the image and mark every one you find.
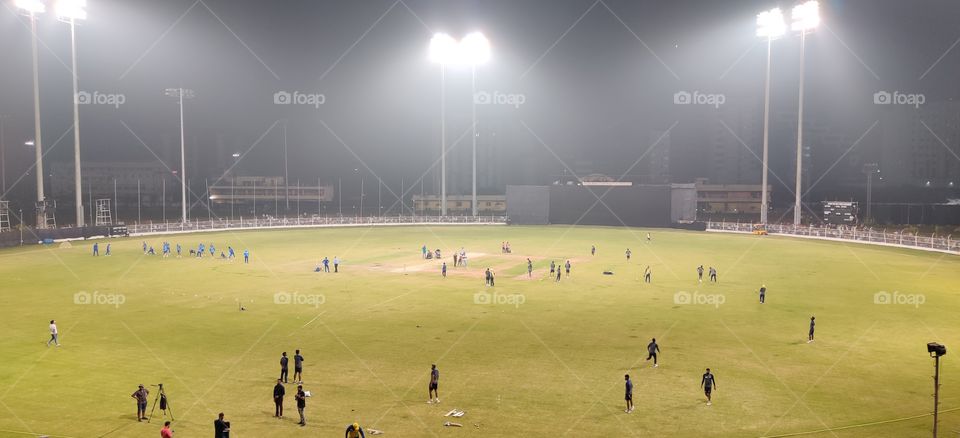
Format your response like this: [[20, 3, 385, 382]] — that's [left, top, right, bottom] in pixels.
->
[[808, 316, 816, 343], [646, 338, 660, 367], [644, 266, 652, 283], [701, 368, 717, 405], [565, 260, 571, 277], [92, 242, 99, 256], [345, 422, 365, 438], [624, 374, 633, 413], [697, 265, 703, 283], [709, 266, 717, 282], [293, 349, 304, 383], [47, 320, 60, 347], [759, 285, 766, 304], [625, 248, 632, 261], [428, 364, 440, 403], [527, 258, 533, 277], [441, 262, 447, 278]]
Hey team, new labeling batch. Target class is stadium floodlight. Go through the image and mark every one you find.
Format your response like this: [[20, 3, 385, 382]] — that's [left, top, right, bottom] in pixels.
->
[[460, 32, 491, 65], [56, 0, 87, 226], [15, 0, 46, 13], [790, 0, 819, 225], [429, 33, 458, 65], [55, 0, 87, 21], [165, 88, 195, 224], [17, 0, 46, 227], [756, 8, 785, 39], [791, 1, 820, 32], [756, 7, 784, 224], [429, 33, 457, 215]]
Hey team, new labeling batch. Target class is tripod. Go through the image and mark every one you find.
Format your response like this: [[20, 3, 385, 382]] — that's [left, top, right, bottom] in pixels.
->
[[148, 383, 174, 423]]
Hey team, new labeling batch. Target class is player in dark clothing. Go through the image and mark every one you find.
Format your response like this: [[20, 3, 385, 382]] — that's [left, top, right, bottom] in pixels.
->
[[591, 245, 596, 256], [549, 261, 555, 274], [442, 262, 447, 278], [527, 258, 533, 278], [214, 412, 229, 438], [644, 266, 652, 283], [808, 316, 816, 343], [555, 267, 561, 282], [759, 285, 766, 304], [646, 338, 660, 367], [295, 385, 306, 426], [293, 350, 304, 383], [565, 260, 571, 277], [484, 268, 492, 286], [428, 364, 440, 403], [280, 352, 289, 383], [709, 266, 717, 282], [273, 379, 285, 418], [625, 249, 631, 260], [697, 265, 703, 283], [701, 368, 717, 405], [624, 374, 634, 413]]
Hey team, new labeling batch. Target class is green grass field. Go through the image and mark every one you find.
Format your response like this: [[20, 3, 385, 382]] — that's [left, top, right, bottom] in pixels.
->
[[0, 225, 958, 438]]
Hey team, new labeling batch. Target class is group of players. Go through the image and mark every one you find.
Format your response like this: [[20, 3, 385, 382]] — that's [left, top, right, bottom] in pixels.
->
[[91, 240, 250, 263]]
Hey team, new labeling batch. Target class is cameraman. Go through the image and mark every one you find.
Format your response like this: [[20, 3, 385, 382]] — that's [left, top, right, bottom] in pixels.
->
[[131, 385, 149, 421]]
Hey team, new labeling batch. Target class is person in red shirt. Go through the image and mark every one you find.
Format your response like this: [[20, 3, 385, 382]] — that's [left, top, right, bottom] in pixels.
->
[[160, 421, 173, 437]]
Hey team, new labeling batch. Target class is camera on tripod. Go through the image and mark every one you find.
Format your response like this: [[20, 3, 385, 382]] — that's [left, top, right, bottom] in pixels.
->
[[148, 383, 173, 423]]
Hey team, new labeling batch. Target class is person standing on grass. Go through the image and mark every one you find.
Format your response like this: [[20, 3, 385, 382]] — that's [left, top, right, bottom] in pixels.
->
[[428, 364, 440, 403], [93, 242, 99, 256], [243, 249, 249, 264], [176, 243, 181, 257], [701, 368, 717, 406], [160, 421, 173, 438], [591, 244, 596, 256], [214, 412, 229, 437], [106, 243, 111, 256], [47, 320, 60, 347], [274, 379, 286, 418], [280, 352, 289, 383], [484, 268, 492, 286], [555, 267, 561, 283], [132, 384, 149, 421], [334, 256, 340, 273], [453, 252, 459, 267], [808, 316, 816, 343], [624, 374, 634, 413], [323, 257, 330, 272], [709, 266, 717, 282], [293, 349, 304, 383], [295, 385, 306, 426], [527, 258, 533, 277], [565, 260, 571, 277], [697, 265, 703, 283], [422, 244, 428, 259], [625, 248, 631, 261], [759, 285, 766, 304], [442, 262, 447, 278], [646, 338, 660, 367], [550, 261, 555, 275], [644, 266, 652, 283]]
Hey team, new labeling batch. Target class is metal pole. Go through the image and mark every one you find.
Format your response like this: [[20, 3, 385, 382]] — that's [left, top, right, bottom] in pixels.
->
[[440, 65, 447, 216], [378, 178, 381, 217], [274, 179, 278, 217], [360, 176, 364, 217], [231, 176, 235, 221], [866, 171, 873, 223], [162, 178, 166, 223], [113, 178, 117, 223], [794, 31, 806, 226], [401, 177, 404, 216], [296, 178, 300, 219], [179, 89, 187, 224], [472, 65, 477, 217], [30, 12, 45, 228], [338, 177, 342, 216], [0, 115, 6, 195], [283, 121, 289, 211], [206, 178, 211, 221], [761, 35, 772, 224], [137, 179, 141, 224], [69, 17, 83, 227], [933, 354, 941, 438]]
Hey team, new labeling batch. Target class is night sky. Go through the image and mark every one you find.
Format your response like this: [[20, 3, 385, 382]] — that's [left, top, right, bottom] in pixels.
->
[[1, 0, 959, 208]]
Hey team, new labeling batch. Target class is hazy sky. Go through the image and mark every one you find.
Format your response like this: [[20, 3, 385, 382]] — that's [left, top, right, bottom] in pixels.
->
[[1, 0, 958, 203]]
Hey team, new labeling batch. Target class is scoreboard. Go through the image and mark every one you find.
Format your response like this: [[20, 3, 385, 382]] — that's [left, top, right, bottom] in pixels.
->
[[822, 201, 858, 225]]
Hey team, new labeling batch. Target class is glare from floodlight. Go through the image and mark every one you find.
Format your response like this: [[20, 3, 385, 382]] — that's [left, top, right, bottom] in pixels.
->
[[756, 8, 786, 38], [56, 0, 87, 20], [460, 32, 490, 65], [232, 152, 241, 158], [791, 1, 819, 32], [429, 33, 458, 65], [25, 140, 36, 146], [15, 0, 46, 14]]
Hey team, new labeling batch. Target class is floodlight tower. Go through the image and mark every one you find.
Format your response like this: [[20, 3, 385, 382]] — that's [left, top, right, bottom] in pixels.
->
[[165, 87, 195, 223], [756, 8, 785, 225], [16, 0, 47, 227], [927, 342, 946, 438], [790, 0, 820, 226], [56, 0, 87, 226], [461, 32, 490, 217], [429, 33, 457, 216]]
